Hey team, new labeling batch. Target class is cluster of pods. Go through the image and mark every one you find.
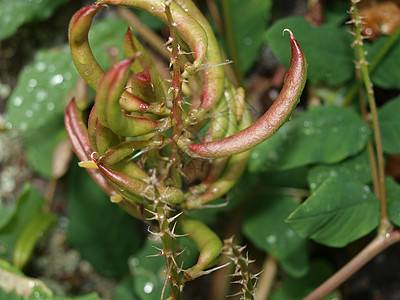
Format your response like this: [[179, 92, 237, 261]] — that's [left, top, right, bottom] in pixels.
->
[[65, 0, 306, 289]]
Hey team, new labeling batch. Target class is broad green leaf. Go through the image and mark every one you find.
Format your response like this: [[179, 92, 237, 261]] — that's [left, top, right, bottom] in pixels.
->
[[66, 162, 142, 277], [13, 211, 57, 269], [386, 177, 400, 227], [6, 46, 78, 134], [243, 191, 309, 277], [260, 166, 309, 189], [307, 150, 372, 191], [265, 17, 354, 85], [0, 0, 70, 41], [229, 0, 273, 73], [0, 184, 45, 263], [270, 259, 336, 300], [249, 105, 369, 172], [366, 35, 400, 89], [378, 95, 400, 154], [128, 239, 167, 300], [286, 176, 379, 247]]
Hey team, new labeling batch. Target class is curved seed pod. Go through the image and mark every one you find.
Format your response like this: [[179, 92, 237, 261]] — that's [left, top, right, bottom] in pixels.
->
[[95, 157, 184, 205], [122, 28, 169, 107], [175, 0, 224, 114], [65, 100, 143, 218], [186, 30, 307, 158], [95, 58, 170, 137], [98, 134, 165, 165], [69, 5, 105, 90], [179, 215, 222, 281], [94, 159, 154, 204], [185, 104, 252, 209], [69, 6, 157, 115], [96, 0, 208, 71]]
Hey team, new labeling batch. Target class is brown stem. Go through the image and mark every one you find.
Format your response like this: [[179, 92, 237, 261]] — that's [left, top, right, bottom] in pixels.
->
[[255, 256, 277, 300], [304, 231, 400, 300]]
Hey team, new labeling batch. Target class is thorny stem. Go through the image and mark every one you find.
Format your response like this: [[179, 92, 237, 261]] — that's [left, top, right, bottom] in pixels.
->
[[166, 1, 184, 189], [344, 24, 400, 106], [304, 231, 400, 300], [221, 0, 244, 86], [157, 207, 182, 300], [351, 1, 389, 233]]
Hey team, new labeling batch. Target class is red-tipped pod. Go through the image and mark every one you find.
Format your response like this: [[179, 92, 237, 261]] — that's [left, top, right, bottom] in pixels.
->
[[186, 30, 307, 158], [69, 5, 105, 90], [65, 99, 116, 196], [95, 58, 169, 137], [96, 0, 208, 70]]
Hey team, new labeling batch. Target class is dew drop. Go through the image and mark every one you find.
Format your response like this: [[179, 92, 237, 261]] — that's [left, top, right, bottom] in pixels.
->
[[13, 96, 23, 107], [310, 182, 317, 190], [47, 102, 55, 111], [251, 152, 259, 159], [266, 234, 277, 244], [332, 127, 338, 133], [25, 110, 33, 118], [29, 78, 38, 88], [50, 74, 64, 85], [143, 282, 154, 294], [36, 89, 48, 102], [64, 72, 72, 80], [5, 122, 12, 129], [35, 62, 46, 72], [303, 120, 311, 127], [243, 36, 253, 46], [130, 257, 139, 267]]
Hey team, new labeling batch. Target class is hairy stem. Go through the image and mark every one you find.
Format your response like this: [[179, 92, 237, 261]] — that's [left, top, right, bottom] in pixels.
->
[[351, 1, 389, 233]]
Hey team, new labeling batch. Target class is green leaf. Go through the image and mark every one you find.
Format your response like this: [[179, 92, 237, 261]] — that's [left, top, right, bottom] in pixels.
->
[[243, 191, 309, 277], [66, 162, 142, 277], [229, 0, 273, 73], [270, 259, 335, 300], [128, 239, 167, 300], [0, 184, 45, 263], [6, 46, 78, 134], [286, 176, 379, 247], [249, 105, 369, 172], [386, 177, 400, 227], [13, 211, 57, 269], [307, 150, 372, 191], [0, 0, 70, 41], [366, 35, 400, 89], [265, 17, 354, 85], [378, 95, 400, 154]]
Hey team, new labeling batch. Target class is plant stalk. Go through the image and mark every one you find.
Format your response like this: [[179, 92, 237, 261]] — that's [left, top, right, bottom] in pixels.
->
[[351, 1, 388, 233], [304, 231, 400, 300]]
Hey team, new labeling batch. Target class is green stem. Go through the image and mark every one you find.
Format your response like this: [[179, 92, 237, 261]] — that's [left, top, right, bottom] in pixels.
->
[[221, 0, 244, 85], [351, 1, 389, 234], [344, 25, 400, 106]]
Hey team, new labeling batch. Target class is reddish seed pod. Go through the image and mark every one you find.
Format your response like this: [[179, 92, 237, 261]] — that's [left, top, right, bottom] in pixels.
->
[[187, 30, 307, 158]]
